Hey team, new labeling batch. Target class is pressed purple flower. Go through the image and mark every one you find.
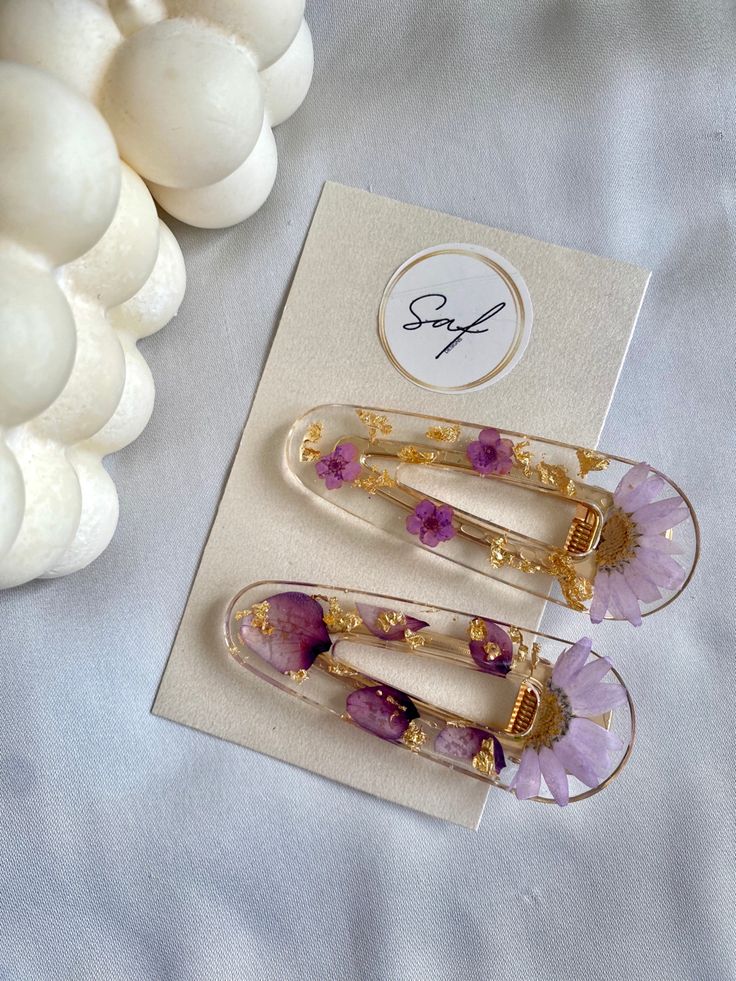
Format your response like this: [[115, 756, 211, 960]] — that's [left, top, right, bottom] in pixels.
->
[[466, 427, 515, 476], [346, 685, 418, 741], [435, 726, 506, 772], [511, 637, 627, 806], [591, 462, 690, 626], [406, 499, 456, 547], [355, 603, 429, 641], [468, 618, 513, 676], [314, 442, 362, 490], [238, 592, 331, 674]]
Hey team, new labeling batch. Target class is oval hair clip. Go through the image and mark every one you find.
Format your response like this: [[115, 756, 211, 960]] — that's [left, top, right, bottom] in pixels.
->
[[225, 582, 635, 807], [285, 405, 699, 626]]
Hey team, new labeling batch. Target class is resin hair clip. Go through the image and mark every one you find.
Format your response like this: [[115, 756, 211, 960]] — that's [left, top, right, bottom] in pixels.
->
[[286, 405, 699, 626], [225, 583, 635, 806]]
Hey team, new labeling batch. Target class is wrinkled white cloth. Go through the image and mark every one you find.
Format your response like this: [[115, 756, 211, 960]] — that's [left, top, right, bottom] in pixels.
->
[[1, 2, 734, 978]]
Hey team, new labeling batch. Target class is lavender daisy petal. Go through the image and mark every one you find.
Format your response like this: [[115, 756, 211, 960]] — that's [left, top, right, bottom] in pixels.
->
[[632, 497, 690, 535], [564, 656, 614, 698], [614, 461, 650, 499], [638, 535, 685, 555], [589, 571, 612, 624], [513, 747, 541, 800], [636, 548, 686, 590], [539, 746, 570, 806], [551, 636, 593, 688], [568, 716, 624, 755], [606, 570, 642, 626], [552, 732, 607, 788], [615, 474, 666, 514], [569, 680, 628, 717], [623, 562, 662, 604]]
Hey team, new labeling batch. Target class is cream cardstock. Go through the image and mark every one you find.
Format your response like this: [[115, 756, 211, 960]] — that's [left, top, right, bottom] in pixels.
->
[[153, 182, 650, 829]]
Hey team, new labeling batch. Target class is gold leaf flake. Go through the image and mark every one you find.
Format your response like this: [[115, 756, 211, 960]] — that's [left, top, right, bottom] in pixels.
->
[[576, 448, 610, 479], [397, 445, 437, 465], [404, 628, 425, 650], [530, 642, 541, 670], [468, 617, 488, 642], [377, 610, 406, 633], [487, 536, 542, 574], [288, 669, 308, 684], [323, 598, 363, 633], [472, 739, 500, 776], [512, 439, 533, 477], [305, 422, 324, 443], [545, 550, 594, 612], [425, 424, 460, 443], [319, 654, 359, 678], [238, 601, 274, 635], [353, 467, 396, 495], [300, 445, 321, 462], [401, 720, 427, 752], [537, 461, 576, 498], [483, 641, 501, 662], [508, 626, 523, 646], [356, 409, 392, 443]]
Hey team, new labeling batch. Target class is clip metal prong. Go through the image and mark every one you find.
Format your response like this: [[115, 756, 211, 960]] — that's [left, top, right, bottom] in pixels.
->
[[287, 405, 699, 626], [226, 582, 635, 807]]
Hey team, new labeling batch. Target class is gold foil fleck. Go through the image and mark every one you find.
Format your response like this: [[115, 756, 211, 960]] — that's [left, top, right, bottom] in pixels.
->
[[239, 601, 274, 635], [305, 422, 324, 443], [398, 445, 437, 465], [508, 626, 523, 646], [320, 654, 359, 678], [487, 536, 542, 574], [354, 467, 396, 495], [512, 439, 533, 477], [288, 669, 308, 684], [483, 641, 501, 661], [576, 447, 610, 478], [300, 421, 324, 462], [323, 598, 363, 633], [300, 445, 322, 463], [468, 617, 487, 642], [402, 720, 427, 752], [472, 739, 500, 776], [545, 550, 594, 612], [356, 409, 392, 443], [537, 461, 577, 497], [425, 424, 460, 443], [404, 628, 425, 650], [377, 610, 406, 633], [530, 642, 541, 670]]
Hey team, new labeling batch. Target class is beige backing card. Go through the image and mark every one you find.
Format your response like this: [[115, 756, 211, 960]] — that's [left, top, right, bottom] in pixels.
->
[[153, 183, 650, 829]]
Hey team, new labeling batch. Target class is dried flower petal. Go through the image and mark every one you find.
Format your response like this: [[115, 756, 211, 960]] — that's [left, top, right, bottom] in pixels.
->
[[238, 592, 331, 674], [346, 685, 418, 741], [468, 618, 513, 676], [355, 603, 429, 641], [466, 427, 515, 476]]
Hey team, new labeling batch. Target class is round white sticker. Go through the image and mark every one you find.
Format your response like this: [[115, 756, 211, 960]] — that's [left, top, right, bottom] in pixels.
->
[[378, 244, 533, 393]]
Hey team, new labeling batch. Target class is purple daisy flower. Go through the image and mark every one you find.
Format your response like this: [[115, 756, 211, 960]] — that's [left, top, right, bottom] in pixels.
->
[[406, 499, 456, 547], [591, 462, 690, 626], [466, 427, 515, 476], [512, 637, 627, 807], [314, 442, 362, 490]]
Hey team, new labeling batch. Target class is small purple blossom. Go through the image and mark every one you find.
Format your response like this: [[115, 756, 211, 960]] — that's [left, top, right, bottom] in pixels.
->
[[314, 442, 361, 490], [466, 427, 514, 476], [406, 499, 456, 548]]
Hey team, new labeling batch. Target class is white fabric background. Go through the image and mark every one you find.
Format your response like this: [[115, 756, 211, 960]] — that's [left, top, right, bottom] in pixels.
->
[[1, 1, 734, 978]]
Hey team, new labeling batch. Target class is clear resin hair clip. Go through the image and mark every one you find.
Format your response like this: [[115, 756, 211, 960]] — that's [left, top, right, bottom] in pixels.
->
[[225, 583, 635, 806], [286, 405, 699, 626]]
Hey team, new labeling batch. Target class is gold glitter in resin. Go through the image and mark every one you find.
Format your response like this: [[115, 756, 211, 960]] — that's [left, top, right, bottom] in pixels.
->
[[512, 438, 533, 477], [398, 445, 437, 465], [402, 720, 427, 752], [377, 610, 406, 633], [323, 598, 363, 633], [576, 448, 610, 478], [468, 617, 487, 642], [472, 739, 500, 776], [354, 467, 396, 495], [356, 409, 392, 443], [425, 424, 460, 443], [537, 461, 576, 497], [404, 628, 425, 650]]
